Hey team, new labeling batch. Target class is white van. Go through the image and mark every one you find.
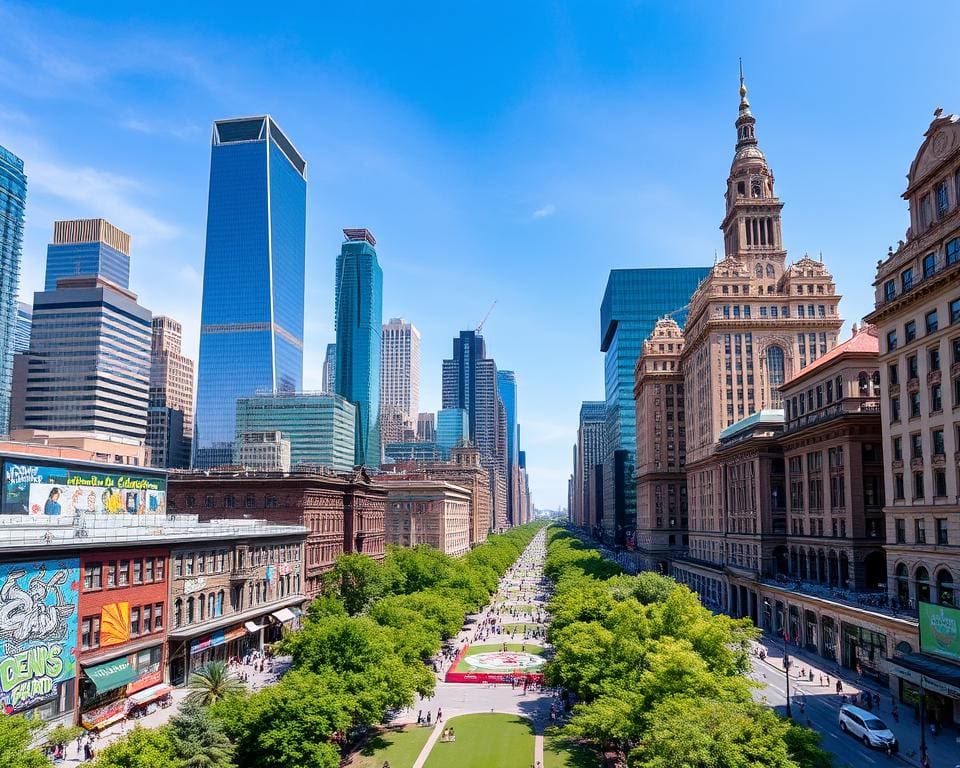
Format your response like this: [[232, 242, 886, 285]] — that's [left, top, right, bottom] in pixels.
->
[[838, 704, 898, 750]]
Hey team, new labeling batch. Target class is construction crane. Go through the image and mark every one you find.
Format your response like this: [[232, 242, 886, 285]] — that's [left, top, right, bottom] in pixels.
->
[[476, 299, 497, 334]]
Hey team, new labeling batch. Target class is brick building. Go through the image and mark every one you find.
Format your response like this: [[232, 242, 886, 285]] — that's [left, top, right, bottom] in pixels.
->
[[384, 480, 472, 556], [167, 468, 386, 597]]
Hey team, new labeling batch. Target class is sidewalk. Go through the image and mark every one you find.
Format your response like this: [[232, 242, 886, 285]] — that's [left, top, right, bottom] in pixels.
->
[[755, 636, 960, 767]]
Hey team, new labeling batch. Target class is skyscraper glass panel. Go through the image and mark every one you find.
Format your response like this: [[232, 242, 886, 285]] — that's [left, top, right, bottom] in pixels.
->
[[45, 242, 129, 290], [436, 408, 469, 459], [194, 116, 307, 468], [599, 267, 709, 543], [0, 145, 26, 433], [335, 229, 383, 468]]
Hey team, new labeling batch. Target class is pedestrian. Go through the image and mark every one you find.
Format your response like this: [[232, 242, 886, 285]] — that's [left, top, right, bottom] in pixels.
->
[[426, 711, 432, 725], [836, 680, 843, 694], [819, 674, 824, 686], [808, 670, 814, 682], [437, 707, 442, 722], [417, 709, 423, 725]]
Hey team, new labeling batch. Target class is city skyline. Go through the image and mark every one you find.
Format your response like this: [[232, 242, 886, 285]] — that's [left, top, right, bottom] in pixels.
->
[[1, 3, 958, 506]]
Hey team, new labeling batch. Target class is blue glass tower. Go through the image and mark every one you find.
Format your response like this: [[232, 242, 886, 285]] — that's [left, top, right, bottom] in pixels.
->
[[335, 228, 383, 468], [436, 407, 468, 459], [194, 116, 307, 468], [599, 267, 710, 544], [45, 219, 131, 290], [497, 370, 519, 523], [0, 145, 26, 433]]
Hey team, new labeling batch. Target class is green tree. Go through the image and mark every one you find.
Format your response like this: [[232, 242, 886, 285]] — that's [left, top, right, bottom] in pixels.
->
[[169, 700, 234, 768], [92, 725, 179, 768], [187, 660, 245, 706], [323, 553, 385, 615], [0, 715, 48, 768]]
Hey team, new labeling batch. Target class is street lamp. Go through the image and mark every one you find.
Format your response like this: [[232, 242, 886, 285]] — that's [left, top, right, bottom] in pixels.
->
[[782, 631, 792, 719], [918, 675, 927, 764]]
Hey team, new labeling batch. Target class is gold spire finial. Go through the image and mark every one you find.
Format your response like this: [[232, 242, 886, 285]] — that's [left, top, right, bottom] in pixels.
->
[[739, 58, 747, 103]]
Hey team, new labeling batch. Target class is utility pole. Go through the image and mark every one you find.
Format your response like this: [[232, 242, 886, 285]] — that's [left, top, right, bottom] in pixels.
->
[[782, 631, 792, 718]]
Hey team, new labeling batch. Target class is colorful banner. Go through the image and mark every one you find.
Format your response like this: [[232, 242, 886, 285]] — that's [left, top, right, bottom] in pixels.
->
[[919, 601, 960, 663], [100, 602, 131, 648], [0, 558, 79, 713], [2, 462, 166, 518]]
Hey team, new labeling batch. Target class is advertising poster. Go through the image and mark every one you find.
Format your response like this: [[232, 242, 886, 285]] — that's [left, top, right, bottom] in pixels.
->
[[919, 601, 960, 664], [0, 558, 79, 713], [2, 462, 166, 518]]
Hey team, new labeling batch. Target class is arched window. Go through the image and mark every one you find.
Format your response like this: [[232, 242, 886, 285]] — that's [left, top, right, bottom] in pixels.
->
[[871, 371, 881, 396], [937, 569, 955, 606], [751, 179, 762, 198], [217, 590, 225, 616], [208, 593, 215, 617], [916, 566, 931, 603], [197, 594, 205, 622], [174, 598, 183, 628], [766, 263, 775, 278], [896, 563, 909, 604], [766, 346, 785, 407], [186, 597, 194, 624]]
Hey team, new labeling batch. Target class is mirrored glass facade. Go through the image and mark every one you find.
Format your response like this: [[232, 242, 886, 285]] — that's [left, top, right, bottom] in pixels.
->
[[334, 230, 383, 468], [194, 117, 307, 468], [0, 145, 26, 433], [599, 267, 710, 543]]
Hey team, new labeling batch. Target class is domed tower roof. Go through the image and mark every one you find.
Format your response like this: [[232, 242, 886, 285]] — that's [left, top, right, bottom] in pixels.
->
[[731, 62, 767, 173]]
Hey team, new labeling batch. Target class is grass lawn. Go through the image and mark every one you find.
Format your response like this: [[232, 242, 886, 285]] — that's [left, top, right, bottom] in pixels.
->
[[543, 730, 601, 768], [454, 643, 545, 672], [351, 725, 432, 768], [423, 714, 534, 768], [501, 622, 545, 633], [502, 603, 538, 612]]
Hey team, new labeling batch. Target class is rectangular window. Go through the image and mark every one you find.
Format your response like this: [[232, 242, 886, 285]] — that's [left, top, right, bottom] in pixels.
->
[[185, 554, 194, 576], [154, 603, 164, 630], [798, 305, 805, 318], [926, 309, 939, 334], [84, 563, 102, 591], [937, 518, 949, 545], [905, 320, 917, 342], [934, 469, 947, 498], [914, 472, 925, 500], [156, 557, 165, 581], [130, 607, 140, 637], [908, 354, 919, 379], [890, 396, 900, 422], [198, 553, 206, 574], [106, 562, 116, 588], [133, 559, 143, 584], [937, 180, 949, 218], [81, 616, 100, 650], [916, 518, 927, 543], [902, 267, 914, 292], [947, 237, 960, 267], [931, 383, 942, 412], [920, 194, 932, 229], [893, 436, 902, 461], [884, 280, 896, 302], [888, 363, 899, 385], [145, 558, 154, 583], [174, 555, 182, 578], [930, 348, 941, 371], [933, 428, 945, 455], [910, 392, 921, 418], [954, 337, 960, 364], [924, 252, 937, 278], [894, 474, 905, 500], [911, 433, 923, 459], [895, 518, 906, 543], [887, 330, 897, 352], [142, 604, 152, 633], [118, 560, 129, 586]]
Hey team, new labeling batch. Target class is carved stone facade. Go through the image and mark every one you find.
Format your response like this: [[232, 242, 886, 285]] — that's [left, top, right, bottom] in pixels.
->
[[167, 468, 386, 597]]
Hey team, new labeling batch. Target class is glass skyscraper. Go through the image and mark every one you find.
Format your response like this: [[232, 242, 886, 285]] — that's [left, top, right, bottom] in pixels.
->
[[44, 219, 131, 290], [436, 407, 469, 459], [0, 145, 26, 433], [194, 116, 307, 468], [497, 370, 519, 523], [335, 228, 383, 468], [599, 267, 710, 544]]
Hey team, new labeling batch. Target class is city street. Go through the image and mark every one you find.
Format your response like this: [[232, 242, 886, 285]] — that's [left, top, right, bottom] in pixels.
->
[[749, 641, 960, 768]]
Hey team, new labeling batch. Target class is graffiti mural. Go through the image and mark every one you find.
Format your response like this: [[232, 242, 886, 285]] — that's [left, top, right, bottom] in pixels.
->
[[0, 558, 79, 713]]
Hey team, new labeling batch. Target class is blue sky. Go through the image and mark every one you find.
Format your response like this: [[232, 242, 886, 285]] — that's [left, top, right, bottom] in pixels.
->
[[1, 1, 957, 508]]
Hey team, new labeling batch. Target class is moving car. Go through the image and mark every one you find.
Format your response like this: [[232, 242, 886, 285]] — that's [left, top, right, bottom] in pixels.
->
[[838, 704, 898, 751]]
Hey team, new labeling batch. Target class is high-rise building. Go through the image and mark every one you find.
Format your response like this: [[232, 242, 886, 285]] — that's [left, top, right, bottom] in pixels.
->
[[148, 315, 195, 468], [194, 116, 307, 468], [380, 318, 420, 447], [865, 108, 960, 625], [44, 219, 131, 291], [417, 412, 436, 442], [436, 408, 468, 458], [497, 370, 519, 525], [235, 391, 356, 472], [600, 267, 709, 545], [0, 145, 26, 434], [573, 401, 605, 532], [634, 318, 687, 572], [671, 73, 842, 609], [237, 430, 292, 472], [25, 277, 151, 439], [13, 302, 31, 354], [322, 343, 336, 394], [335, 228, 383, 467]]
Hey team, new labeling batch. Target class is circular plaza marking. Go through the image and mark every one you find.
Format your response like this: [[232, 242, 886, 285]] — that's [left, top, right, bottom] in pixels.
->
[[462, 651, 545, 671]]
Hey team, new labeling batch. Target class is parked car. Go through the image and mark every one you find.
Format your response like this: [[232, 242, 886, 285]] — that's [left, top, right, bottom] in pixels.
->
[[838, 704, 898, 750]]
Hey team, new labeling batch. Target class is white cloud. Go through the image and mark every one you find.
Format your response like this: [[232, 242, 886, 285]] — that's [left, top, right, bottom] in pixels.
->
[[531, 203, 556, 219], [122, 118, 202, 142]]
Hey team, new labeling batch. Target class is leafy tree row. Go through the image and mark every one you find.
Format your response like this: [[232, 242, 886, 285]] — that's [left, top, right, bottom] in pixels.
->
[[68, 521, 544, 768], [544, 528, 832, 768]]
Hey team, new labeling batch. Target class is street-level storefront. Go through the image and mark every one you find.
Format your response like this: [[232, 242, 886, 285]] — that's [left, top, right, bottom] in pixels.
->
[[166, 601, 303, 686], [79, 642, 167, 729], [889, 654, 960, 728]]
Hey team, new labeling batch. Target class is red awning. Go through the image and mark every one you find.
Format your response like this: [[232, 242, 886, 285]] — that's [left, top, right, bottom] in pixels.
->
[[128, 683, 172, 706]]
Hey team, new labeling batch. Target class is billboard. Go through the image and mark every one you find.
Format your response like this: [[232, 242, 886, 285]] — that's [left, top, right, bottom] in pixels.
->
[[919, 601, 960, 664], [2, 461, 166, 518], [0, 558, 79, 713]]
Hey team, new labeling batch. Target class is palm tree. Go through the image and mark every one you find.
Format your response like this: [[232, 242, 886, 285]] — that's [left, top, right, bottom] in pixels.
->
[[186, 660, 244, 706]]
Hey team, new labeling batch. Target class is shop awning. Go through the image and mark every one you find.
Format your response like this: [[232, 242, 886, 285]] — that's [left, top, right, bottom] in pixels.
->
[[84, 658, 137, 694], [128, 683, 172, 707], [290, 607, 303, 617], [888, 653, 960, 698], [244, 620, 267, 632], [271, 608, 296, 624]]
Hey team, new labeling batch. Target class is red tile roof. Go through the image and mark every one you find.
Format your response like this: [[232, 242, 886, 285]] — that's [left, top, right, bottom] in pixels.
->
[[782, 325, 879, 388]]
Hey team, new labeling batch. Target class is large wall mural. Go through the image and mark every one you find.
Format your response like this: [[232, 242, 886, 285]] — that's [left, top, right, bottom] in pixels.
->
[[0, 558, 79, 713]]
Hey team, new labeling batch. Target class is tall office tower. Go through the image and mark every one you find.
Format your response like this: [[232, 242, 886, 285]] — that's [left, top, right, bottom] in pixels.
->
[[442, 331, 508, 528], [0, 145, 26, 433], [13, 302, 31, 353], [600, 267, 709, 545], [322, 343, 336, 393], [497, 370, 519, 525], [634, 317, 687, 573], [673, 74, 842, 601], [194, 116, 307, 468], [45, 219, 131, 291], [574, 401, 606, 531], [417, 412, 436, 442], [335, 228, 383, 467], [865, 108, 960, 617], [148, 315, 195, 468], [380, 317, 421, 446], [25, 277, 151, 439]]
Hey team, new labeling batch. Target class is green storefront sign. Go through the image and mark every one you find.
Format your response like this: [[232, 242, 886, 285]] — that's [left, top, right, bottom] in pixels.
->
[[918, 602, 960, 664]]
